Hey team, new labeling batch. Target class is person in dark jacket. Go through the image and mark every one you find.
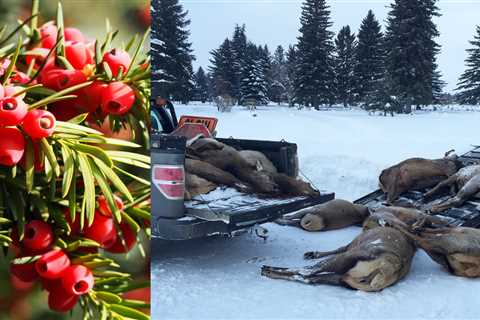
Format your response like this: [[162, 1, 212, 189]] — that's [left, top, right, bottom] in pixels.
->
[[152, 97, 178, 133]]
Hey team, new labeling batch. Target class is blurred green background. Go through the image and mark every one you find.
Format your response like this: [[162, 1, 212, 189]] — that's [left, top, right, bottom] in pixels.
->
[[0, 1, 150, 319], [0, 0, 150, 44]]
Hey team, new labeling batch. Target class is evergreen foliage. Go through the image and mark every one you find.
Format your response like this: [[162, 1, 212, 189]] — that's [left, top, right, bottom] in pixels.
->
[[457, 26, 480, 105], [384, 0, 442, 112], [152, 0, 195, 103], [333, 25, 357, 106], [294, 0, 335, 109]]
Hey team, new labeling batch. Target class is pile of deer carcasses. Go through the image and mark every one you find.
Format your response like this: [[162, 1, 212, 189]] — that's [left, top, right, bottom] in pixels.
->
[[264, 154, 480, 292], [184, 136, 319, 200]]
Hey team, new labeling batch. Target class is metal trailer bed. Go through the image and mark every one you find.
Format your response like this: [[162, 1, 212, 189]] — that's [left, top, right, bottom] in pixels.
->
[[354, 146, 480, 228]]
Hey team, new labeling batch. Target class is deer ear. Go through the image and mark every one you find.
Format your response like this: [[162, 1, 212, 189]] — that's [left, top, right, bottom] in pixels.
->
[[444, 149, 456, 158]]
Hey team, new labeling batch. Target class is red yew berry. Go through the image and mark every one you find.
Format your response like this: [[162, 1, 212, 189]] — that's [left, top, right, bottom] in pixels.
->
[[22, 110, 56, 140], [41, 277, 60, 292], [0, 96, 28, 126], [98, 195, 124, 217], [10, 260, 39, 283], [101, 82, 135, 116], [102, 49, 131, 76], [41, 68, 87, 91], [83, 211, 117, 248], [48, 281, 79, 313], [65, 41, 93, 70], [0, 127, 25, 166], [22, 220, 54, 252], [61, 265, 94, 295], [49, 101, 83, 122], [80, 81, 107, 112], [39, 22, 57, 49], [35, 250, 70, 279], [106, 222, 137, 254], [64, 27, 86, 43]]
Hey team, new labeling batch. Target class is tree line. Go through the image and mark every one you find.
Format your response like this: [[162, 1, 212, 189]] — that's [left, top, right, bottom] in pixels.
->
[[153, 0, 480, 112]]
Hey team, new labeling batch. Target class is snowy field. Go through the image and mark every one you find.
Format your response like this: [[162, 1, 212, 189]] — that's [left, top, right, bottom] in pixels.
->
[[152, 104, 480, 320]]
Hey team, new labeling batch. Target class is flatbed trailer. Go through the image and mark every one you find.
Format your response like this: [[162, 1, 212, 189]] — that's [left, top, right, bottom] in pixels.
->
[[355, 146, 480, 228]]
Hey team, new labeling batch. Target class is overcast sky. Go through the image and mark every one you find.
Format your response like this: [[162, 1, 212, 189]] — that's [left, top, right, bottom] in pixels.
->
[[180, 0, 480, 92]]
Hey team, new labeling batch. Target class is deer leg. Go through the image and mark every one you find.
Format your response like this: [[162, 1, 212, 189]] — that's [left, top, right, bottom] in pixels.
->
[[432, 178, 480, 212], [425, 175, 457, 199], [261, 265, 344, 286], [262, 253, 353, 286], [304, 245, 349, 260], [431, 196, 463, 213], [282, 210, 310, 221]]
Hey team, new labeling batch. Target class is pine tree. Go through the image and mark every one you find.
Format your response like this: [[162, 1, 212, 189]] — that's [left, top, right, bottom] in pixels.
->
[[258, 45, 273, 103], [209, 38, 236, 98], [333, 26, 357, 107], [152, 0, 195, 103], [354, 10, 385, 104], [384, 0, 442, 112], [270, 45, 289, 104], [457, 26, 480, 105], [286, 45, 298, 106], [294, 0, 335, 109], [432, 69, 446, 103], [193, 67, 210, 103], [231, 24, 248, 101], [240, 43, 269, 105]]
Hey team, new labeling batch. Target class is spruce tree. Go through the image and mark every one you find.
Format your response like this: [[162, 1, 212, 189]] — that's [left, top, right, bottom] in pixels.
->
[[231, 24, 248, 101], [354, 10, 385, 104], [240, 43, 268, 105], [209, 39, 236, 98], [270, 45, 289, 104], [333, 25, 357, 107], [294, 0, 335, 109], [457, 26, 480, 105], [152, 0, 195, 103], [258, 45, 273, 103], [193, 67, 210, 103], [384, 0, 441, 112], [286, 45, 298, 106]]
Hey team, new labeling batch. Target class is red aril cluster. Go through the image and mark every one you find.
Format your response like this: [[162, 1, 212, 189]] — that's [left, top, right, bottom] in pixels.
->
[[34, 22, 137, 122], [0, 84, 57, 167], [64, 196, 137, 254], [10, 224, 95, 313]]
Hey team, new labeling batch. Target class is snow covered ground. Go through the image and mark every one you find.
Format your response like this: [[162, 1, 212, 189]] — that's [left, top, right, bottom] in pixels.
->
[[152, 104, 480, 320]]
